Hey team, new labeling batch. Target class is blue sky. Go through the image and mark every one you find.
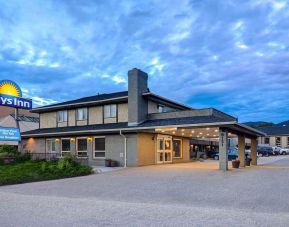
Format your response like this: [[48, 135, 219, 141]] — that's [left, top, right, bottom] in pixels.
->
[[0, 0, 289, 123]]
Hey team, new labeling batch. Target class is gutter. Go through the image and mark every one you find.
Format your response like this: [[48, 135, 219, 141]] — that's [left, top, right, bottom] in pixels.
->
[[22, 121, 238, 137], [119, 130, 127, 168]]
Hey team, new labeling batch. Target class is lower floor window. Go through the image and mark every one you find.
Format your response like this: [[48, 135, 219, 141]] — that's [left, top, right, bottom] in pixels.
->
[[61, 139, 71, 156], [264, 137, 269, 144], [94, 137, 105, 158], [77, 138, 88, 157], [47, 139, 56, 153], [173, 139, 182, 158], [275, 137, 281, 147]]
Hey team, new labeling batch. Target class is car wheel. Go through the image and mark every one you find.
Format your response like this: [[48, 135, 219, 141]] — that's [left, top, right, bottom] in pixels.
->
[[214, 155, 219, 160], [282, 152, 286, 155]]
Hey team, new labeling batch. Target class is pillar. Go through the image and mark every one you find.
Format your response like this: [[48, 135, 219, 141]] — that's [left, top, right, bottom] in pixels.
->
[[219, 128, 228, 171], [251, 138, 257, 165], [238, 135, 246, 168]]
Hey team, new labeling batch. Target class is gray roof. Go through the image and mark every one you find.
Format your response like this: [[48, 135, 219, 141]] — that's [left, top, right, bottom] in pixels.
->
[[31, 91, 191, 113], [22, 115, 235, 137], [258, 126, 289, 136]]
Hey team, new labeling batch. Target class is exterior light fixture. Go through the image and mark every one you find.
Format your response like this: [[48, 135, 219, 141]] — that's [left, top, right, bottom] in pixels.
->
[[172, 131, 176, 134], [181, 129, 185, 132], [191, 130, 195, 133], [206, 134, 209, 136], [70, 138, 75, 142], [55, 139, 60, 142], [206, 128, 210, 130], [87, 137, 92, 142], [214, 129, 218, 132], [200, 132, 203, 135]]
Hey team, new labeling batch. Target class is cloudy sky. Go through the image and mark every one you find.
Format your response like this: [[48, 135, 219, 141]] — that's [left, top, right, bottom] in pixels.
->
[[0, 0, 288, 123]]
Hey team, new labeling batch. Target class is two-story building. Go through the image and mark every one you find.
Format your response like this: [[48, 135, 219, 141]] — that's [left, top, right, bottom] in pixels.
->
[[258, 126, 289, 148], [21, 68, 265, 170]]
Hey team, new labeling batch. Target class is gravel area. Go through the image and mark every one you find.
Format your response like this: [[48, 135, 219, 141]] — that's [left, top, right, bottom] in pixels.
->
[[1, 156, 289, 226]]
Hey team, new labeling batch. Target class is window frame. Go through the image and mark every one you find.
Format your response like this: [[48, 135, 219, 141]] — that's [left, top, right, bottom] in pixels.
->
[[76, 108, 88, 121], [61, 138, 71, 157], [275, 137, 281, 147], [264, 137, 270, 144], [93, 136, 106, 159], [76, 137, 88, 157], [57, 110, 68, 122], [173, 138, 182, 158], [104, 104, 117, 118], [46, 139, 56, 153]]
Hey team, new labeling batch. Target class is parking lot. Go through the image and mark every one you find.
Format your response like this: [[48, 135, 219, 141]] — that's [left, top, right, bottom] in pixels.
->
[[1, 156, 289, 226]]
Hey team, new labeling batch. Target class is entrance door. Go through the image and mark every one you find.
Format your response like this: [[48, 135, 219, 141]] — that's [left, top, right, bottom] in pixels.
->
[[156, 135, 172, 164]]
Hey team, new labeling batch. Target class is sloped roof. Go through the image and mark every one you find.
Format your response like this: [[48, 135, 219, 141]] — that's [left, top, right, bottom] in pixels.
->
[[258, 126, 289, 136]]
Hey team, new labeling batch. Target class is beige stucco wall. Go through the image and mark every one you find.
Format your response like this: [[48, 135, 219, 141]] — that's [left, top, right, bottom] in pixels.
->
[[281, 136, 288, 148], [138, 133, 156, 166], [68, 110, 76, 126], [76, 120, 87, 126], [89, 106, 103, 124], [22, 138, 46, 153], [148, 100, 158, 114], [58, 121, 68, 127], [172, 137, 190, 163], [104, 117, 117, 124], [118, 103, 128, 122], [40, 112, 56, 128]]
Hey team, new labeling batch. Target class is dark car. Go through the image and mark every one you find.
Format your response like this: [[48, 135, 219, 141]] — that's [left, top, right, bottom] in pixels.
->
[[257, 146, 274, 157], [213, 149, 238, 161]]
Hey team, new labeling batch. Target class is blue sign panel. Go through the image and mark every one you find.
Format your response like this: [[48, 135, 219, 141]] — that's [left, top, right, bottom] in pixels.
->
[[0, 94, 32, 110], [0, 127, 21, 141]]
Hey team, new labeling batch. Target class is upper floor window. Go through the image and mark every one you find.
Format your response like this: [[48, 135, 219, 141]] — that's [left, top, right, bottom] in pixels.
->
[[57, 110, 67, 122], [104, 104, 117, 118], [77, 108, 87, 121], [158, 105, 172, 113]]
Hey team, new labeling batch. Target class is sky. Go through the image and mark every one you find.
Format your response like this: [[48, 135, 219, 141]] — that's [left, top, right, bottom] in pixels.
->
[[0, 0, 289, 123]]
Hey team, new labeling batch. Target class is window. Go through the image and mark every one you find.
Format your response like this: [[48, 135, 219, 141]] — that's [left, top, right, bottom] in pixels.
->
[[264, 137, 270, 144], [94, 137, 105, 159], [77, 138, 88, 157], [287, 137, 289, 147], [173, 139, 182, 158], [57, 110, 67, 122], [61, 139, 71, 156], [157, 105, 173, 113], [47, 139, 56, 153], [77, 108, 87, 121], [275, 137, 281, 147], [104, 104, 117, 118]]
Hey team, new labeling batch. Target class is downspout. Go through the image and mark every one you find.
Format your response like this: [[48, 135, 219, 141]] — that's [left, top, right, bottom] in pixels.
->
[[120, 130, 127, 168]]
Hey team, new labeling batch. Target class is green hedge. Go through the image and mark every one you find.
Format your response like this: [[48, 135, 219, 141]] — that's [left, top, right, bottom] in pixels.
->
[[0, 157, 93, 186]]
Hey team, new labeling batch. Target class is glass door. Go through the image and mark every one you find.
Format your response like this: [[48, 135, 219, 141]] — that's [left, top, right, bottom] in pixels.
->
[[156, 135, 172, 164]]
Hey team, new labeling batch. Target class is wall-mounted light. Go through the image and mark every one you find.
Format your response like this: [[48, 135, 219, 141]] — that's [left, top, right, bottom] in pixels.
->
[[70, 138, 75, 142], [206, 128, 210, 130], [55, 139, 60, 142], [87, 137, 92, 142]]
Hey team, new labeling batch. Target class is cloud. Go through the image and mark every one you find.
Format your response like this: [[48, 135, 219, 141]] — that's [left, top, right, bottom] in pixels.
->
[[0, 0, 288, 123]]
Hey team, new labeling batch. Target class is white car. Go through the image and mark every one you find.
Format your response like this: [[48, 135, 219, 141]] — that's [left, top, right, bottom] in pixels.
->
[[280, 148, 289, 155]]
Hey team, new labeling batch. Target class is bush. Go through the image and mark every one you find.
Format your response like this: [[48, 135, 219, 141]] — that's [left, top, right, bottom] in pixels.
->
[[0, 145, 18, 154], [0, 159, 92, 186]]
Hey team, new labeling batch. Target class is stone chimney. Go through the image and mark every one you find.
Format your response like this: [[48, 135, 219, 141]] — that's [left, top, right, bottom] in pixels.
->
[[128, 68, 148, 126]]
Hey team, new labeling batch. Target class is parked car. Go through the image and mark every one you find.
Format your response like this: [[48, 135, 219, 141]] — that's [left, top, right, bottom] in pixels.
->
[[213, 149, 238, 161], [280, 147, 289, 155], [257, 146, 274, 157], [272, 146, 281, 155]]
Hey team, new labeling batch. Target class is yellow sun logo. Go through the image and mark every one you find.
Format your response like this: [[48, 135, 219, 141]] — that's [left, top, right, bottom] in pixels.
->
[[0, 80, 22, 97]]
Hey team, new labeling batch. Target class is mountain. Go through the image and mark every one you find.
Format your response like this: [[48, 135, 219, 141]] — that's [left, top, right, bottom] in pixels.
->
[[243, 121, 274, 128], [277, 120, 289, 126]]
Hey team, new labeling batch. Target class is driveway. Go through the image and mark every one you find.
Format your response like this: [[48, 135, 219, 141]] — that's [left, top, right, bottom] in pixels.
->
[[1, 156, 289, 226]]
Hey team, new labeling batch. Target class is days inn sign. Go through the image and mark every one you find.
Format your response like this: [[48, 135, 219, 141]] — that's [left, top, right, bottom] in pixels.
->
[[0, 80, 32, 110]]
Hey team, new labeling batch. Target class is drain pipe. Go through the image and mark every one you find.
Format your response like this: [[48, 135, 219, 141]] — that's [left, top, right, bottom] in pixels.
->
[[120, 130, 127, 168]]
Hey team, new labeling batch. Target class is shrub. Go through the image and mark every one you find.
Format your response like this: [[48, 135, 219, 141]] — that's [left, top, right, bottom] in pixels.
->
[[0, 145, 18, 154]]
